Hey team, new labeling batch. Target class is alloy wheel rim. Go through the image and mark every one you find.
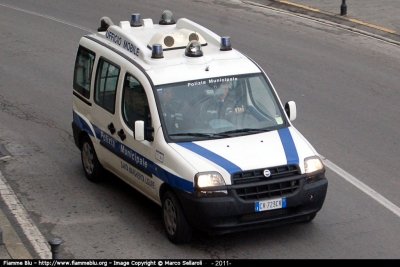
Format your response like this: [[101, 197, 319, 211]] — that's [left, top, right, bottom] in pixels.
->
[[164, 199, 177, 235], [82, 142, 94, 174]]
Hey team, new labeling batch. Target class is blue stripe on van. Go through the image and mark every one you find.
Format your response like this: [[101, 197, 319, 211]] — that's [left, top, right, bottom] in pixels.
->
[[73, 112, 193, 193], [278, 128, 299, 165], [177, 142, 242, 174]]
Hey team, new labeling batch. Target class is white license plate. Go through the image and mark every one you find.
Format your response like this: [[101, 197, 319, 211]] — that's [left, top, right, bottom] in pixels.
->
[[255, 198, 286, 212]]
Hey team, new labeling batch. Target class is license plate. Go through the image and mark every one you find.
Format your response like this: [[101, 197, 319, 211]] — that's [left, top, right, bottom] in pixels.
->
[[255, 198, 286, 212]]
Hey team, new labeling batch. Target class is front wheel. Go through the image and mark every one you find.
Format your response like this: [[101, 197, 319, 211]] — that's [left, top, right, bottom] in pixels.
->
[[81, 135, 104, 183], [162, 191, 193, 244]]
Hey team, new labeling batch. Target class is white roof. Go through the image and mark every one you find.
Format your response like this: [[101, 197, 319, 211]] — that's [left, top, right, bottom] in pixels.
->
[[88, 16, 261, 85]]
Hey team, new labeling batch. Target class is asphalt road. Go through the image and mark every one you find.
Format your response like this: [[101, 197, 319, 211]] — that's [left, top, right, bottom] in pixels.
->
[[0, 0, 399, 259], [247, 0, 400, 43]]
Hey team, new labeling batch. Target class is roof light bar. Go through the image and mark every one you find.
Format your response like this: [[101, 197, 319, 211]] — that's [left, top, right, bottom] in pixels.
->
[[131, 13, 142, 27], [220, 36, 232, 51]]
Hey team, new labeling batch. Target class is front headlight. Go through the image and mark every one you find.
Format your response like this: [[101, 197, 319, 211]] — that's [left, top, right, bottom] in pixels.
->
[[194, 172, 227, 197], [195, 172, 226, 187], [305, 156, 324, 174]]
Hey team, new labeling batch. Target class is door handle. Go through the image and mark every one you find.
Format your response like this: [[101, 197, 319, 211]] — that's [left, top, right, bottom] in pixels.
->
[[118, 129, 126, 141], [108, 123, 116, 134]]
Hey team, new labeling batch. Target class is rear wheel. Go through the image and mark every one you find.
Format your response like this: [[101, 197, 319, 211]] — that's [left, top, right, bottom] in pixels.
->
[[81, 135, 104, 183], [162, 191, 193, 244]]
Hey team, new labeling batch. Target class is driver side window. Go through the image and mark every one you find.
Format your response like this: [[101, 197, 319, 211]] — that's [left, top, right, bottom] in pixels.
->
[[122, 73, 149, 130]]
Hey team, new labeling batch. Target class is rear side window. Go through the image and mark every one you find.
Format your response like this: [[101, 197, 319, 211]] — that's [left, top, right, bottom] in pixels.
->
[[73, 46, 95, 98], [94, 58, 120, 114]]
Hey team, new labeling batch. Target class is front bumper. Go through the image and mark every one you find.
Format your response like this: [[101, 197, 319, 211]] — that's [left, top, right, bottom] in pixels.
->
[[176, 174, 328, 235]]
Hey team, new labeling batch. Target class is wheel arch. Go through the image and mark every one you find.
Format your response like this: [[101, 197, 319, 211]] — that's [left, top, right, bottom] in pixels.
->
[[78, 131, 93, 150], [159, 182, 174, 202]]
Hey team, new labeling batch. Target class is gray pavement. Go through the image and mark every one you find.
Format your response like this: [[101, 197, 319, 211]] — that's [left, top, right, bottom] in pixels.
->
[[0, 208, 32, 259], [285, 0, 400, 34], [1, 0, 400, 260], [245, 0, 400, 44]]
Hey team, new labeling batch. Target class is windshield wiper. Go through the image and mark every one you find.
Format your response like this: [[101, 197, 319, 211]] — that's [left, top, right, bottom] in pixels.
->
[[169, 133, 228, 138], [170, 129, 267, 138], [219, 128, 268, 135]]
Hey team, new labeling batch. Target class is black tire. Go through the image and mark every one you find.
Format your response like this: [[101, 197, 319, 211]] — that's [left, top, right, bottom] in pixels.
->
[[80, 135, 104, 183], [162, 191, 193, 244]]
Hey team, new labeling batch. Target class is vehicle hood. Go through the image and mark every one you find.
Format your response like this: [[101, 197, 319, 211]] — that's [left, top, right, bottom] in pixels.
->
[[169, 127, 317, 185]]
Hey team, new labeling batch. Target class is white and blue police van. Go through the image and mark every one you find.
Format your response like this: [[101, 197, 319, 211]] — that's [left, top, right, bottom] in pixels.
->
[[72, 10, 328, 244]]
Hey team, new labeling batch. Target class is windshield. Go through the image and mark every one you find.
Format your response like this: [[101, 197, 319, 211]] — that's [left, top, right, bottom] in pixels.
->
[[155, 73, 288, 141]]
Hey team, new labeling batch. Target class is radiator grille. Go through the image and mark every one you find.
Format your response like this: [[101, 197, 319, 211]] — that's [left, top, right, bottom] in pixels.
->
[[232, 164, 300, 184], [232, 164, 301, 201]]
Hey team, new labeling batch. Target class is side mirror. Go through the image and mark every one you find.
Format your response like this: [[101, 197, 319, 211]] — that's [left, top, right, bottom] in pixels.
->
[[285, 101, 297, 121], [134, 121, 154, 141]]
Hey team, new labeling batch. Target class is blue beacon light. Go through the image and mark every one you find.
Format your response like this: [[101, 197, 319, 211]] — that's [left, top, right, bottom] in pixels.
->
[[152, 44, 164, 59], [220, 36, 232, 51], [131, 13, 142, 27]]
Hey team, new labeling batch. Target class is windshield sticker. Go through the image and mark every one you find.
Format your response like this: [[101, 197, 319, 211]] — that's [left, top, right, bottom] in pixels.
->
[[187, 80, 206, 87], [187, 77, 238, 88], [275, 117, 283, 124], [208, 77, 237, 84]]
